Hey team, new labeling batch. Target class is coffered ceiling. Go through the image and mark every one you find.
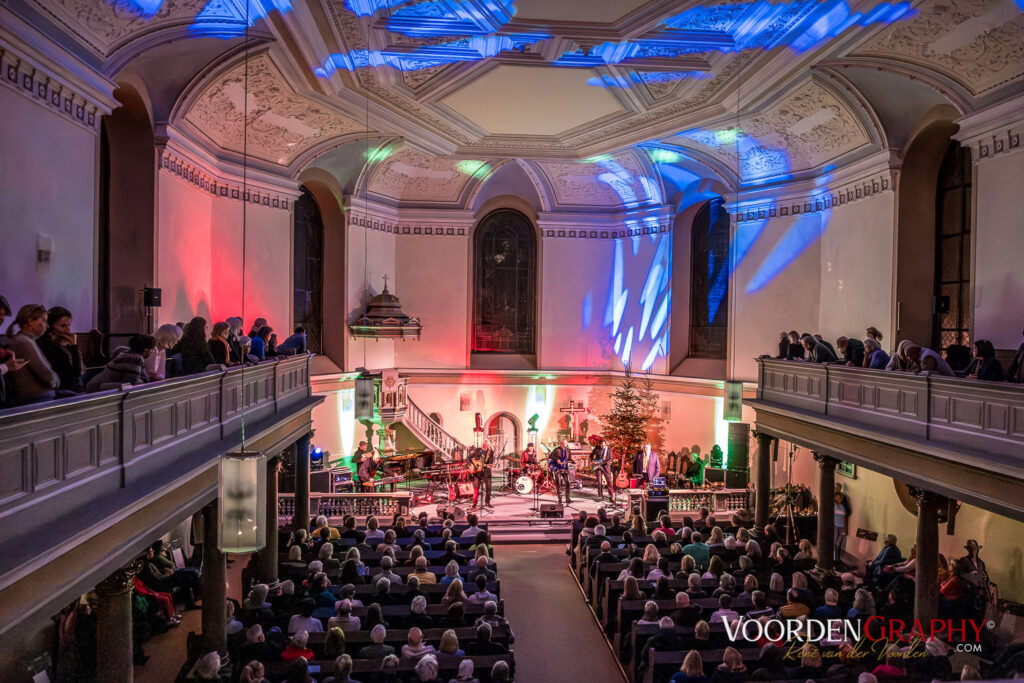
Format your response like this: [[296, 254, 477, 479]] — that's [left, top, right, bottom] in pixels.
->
[[16, 0, 1024, 174]]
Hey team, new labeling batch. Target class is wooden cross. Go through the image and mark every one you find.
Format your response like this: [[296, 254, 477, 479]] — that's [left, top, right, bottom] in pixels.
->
[[559, 400, 588, 441]]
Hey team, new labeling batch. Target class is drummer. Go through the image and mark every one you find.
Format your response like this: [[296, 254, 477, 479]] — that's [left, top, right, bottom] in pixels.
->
[[520, 443, 538, 472]]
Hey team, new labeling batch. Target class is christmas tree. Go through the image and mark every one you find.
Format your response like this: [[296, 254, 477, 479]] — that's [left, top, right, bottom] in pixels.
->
[[601, 365, 649, 475], [640, 374, 665, 452]]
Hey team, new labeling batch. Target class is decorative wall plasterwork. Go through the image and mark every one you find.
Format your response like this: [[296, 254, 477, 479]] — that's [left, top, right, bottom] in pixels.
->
[[157, 146, 297, 210], [851, 0, 1024, 96], [25, 0, 208, 58], [183, 53, 365, 167], [953, 98, 1024, 162], [540, 216, 674, 240], [535, 152, 657, 207], [365, 144, 478, 202], [0, 44, 108, 132], [733, 168, 896, 223], [669, 79, 871, 182]]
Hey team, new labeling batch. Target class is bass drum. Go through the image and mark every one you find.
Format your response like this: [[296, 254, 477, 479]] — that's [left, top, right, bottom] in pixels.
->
[[515, 475, 534, 494]]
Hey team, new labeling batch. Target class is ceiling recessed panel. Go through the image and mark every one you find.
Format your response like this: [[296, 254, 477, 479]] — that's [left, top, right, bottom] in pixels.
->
[[512, 0, 651, 23], [440, 65, 623, 136]]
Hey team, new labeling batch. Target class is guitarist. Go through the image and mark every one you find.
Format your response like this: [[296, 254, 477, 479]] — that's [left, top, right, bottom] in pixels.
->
[[471, 446, 495, 509], [590, 437, 615, 504], [549, 439, 574, 505]]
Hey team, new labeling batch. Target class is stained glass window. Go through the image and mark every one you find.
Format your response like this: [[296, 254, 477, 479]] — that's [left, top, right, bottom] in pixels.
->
[[472, 210, 536, 355]]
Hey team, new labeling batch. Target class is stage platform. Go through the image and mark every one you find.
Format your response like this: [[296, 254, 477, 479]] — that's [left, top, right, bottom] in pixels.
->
[[318, 474, 630, 544]]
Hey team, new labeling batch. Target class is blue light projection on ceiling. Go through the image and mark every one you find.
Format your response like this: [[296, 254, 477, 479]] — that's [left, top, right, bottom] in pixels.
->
[[187, 0, 293, 38], [124, 0, 164, 17]]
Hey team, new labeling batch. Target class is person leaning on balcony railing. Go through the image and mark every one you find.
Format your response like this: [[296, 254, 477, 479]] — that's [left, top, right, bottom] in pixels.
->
[[36, 306, 85, 395], [862, 338, 890, 369], [962, 339, 1005, 381], [802, 335, 838, 363], [85, 334, 155, 392], [905, 345, 956, 376], [836, 336, 865, 366], [177, 316, 214, 375]]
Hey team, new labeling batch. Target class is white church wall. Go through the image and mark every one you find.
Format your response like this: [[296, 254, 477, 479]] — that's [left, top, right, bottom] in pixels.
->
[[973, 149, 1024, 349], [0, 86, 98, 325], [347, 224, 397, 371], [394, 234, 470, 368], [817, 192, 896, 346], [154, 171, 291, 332], [541, 233, 672, 373], [730, 213, 825, 380]]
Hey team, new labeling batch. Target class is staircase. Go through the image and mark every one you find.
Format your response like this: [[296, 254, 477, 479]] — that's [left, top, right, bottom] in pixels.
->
[[402, 394, 467, 461]]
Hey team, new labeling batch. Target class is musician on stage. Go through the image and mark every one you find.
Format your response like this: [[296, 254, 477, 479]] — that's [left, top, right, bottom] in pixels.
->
[[472, 446, 495, 509], [352, 440, 369, 469], [357, 450, 383, 488], [590, 437, 615, 504], [550, 439, 574, 505], [634, 442, 660, 486]]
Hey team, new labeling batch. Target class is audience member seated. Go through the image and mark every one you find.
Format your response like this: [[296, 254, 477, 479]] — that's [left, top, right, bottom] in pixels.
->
[[208, 322, 236, 366], [710, 646, 748, 683], [321, 654, 356, 683], [465, 622, 505, 655], [863, 337, 890, 369], [275, 327, 307, 355], [671, 650, 708, 683], [871, 651, 907, 679], [37, 306, 85, 395], [6, 304, 59, 404], [250, 326, 272, 361], [963, 339, 1005, 381], [281, 631, 314, 663], [288, 599, 323, 634], [414, 654, 443, 683], [86, 334, 155, 391], [779, 588, 811, 618], [814, 587, 843, 619], [709, 594, 739, 624], [410, 595, 434, 629], [438, 629, 465, 657], [866, 534, 904, 584], [358, 624, 395, 660], [474, 601, 513, 642], [178, 317, 215, 375], [905, 344, 955, 376]]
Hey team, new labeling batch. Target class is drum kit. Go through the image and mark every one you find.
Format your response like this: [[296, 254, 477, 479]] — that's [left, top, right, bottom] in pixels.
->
[[504, 454, 582, 495]]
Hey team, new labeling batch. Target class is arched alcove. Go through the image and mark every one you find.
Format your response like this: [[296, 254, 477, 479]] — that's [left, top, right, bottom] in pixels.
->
[[894, 109, 961, 348], [99, 83, 155, 344], [485, 411, 521, 455], [293, 188, 324, 354]]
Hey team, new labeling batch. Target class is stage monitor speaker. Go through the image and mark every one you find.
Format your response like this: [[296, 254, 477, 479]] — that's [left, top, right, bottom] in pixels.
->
[[727, 422, 750, 471], [437, 504, 467, 522], [704, 467, 726, 484], [725, 469, 749, 488], [310, 470, 332, 493], [143, 287, 162, 307], [646, 496, 669, 521], [539, 503, 563, 518]]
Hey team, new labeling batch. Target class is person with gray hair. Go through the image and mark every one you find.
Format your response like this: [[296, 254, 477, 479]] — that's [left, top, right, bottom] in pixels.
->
[[148, 323, 183, 380], [401, 626, 436, 659], [410, 594, 433, 629], [490, 660, 511, 683], [466, 621, 505, 655], [379, 554, 404, 585], [450, 658, 479, 683], [638, 600, 660, 625], [473, 600, 514, 643], [414, 654, 440, 682], [327, 598, 360, 632], [358, 624, 395, 660]]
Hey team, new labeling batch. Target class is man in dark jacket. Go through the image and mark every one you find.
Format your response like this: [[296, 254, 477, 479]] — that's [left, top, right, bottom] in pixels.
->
[[803, 336, 838, 363], [639, 617, 685, 673], [836, 336, 865, 366], [465, 622, 506, 655]]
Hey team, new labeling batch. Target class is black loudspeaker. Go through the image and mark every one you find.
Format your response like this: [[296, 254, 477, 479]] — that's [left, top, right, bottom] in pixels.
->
[[647, 496, 669, 520], [727, 422, 750, 472], [143, 287, 162, 307], [539, 503, 563, 518], [310, 470, 332, 493], [704, 467, 726, 484], [436, 504, 467, 521], [725, 469, 749, 488]]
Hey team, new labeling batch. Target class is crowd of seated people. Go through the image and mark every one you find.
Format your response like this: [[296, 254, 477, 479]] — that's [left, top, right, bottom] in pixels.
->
[[570, 506, 1010, 683], [181, 512, 514, 683], [774, 325, 1024, 383], [0, 296, 306, 408]]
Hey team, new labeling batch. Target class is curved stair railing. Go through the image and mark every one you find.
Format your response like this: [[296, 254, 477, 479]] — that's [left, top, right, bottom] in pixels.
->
[[402, 394, 467, 461]]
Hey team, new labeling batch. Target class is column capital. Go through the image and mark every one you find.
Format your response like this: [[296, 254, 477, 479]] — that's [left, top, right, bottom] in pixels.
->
[[909, 486, 947, 508], [813, 452, 840, 469], [95, 562, 139, 597], [753, 431, 773, 443]]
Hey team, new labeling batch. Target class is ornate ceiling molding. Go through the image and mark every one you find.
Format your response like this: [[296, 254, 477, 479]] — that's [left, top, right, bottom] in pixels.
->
[[365, 141, 480, 203], [181, 51, 367, 167], [0, 32, 115, 133], [953, 95, 1024, 163], [849, 0, 1024, 97], [156, 137, 301, 210]]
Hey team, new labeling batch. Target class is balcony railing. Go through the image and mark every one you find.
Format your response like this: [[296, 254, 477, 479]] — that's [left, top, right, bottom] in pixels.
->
[[0, 355, 314, 579], [754, 358, 1024, 464]]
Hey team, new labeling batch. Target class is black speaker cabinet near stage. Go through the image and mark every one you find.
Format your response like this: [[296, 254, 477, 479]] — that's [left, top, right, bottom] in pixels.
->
[[539, 503, 563, 518]]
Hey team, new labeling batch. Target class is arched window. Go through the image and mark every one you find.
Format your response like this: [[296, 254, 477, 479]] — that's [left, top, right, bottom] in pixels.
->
[[294, 188, 324, 354], [689, 198, 730, 359], [933, 143, 972, 349], [472, 209, 537, 359]]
